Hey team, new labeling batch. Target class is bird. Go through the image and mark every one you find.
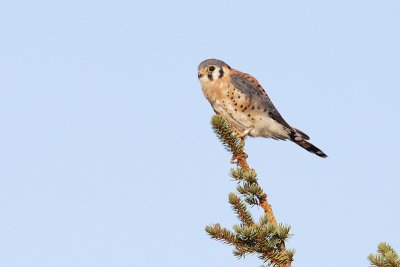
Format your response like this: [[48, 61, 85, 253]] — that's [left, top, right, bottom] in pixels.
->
[[197, 58, 327, 158]]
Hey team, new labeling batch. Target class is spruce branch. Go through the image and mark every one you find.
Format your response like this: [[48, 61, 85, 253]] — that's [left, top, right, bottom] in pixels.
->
[[369, 242, 400, 267], [205, 224, 238, 245], [229, 193, 255, 226], [211, 115, 248, 169], [207, 115, 293, 267]]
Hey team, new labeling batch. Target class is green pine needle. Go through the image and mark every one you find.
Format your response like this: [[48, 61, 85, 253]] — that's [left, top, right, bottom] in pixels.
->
[[369, 242, 400, 267], [228, 193, 255, 226], [211, 115, 244, 155]]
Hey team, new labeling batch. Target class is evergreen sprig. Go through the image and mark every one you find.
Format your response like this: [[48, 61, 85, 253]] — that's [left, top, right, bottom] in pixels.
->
[[369, 242, 400, 267], [232, 167, 266, 206], [229, 193, 255, 226], [211, 115, 248, 168], [211, 115, 244, 155], [205, 220, 293, 267], [206, 115, 293, 267]]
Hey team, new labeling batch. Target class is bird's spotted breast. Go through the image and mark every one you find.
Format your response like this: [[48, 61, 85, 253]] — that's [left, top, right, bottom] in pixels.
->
[[198, 58, 327, 157]]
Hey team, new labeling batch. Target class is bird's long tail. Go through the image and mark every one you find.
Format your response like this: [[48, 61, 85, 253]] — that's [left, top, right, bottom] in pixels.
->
[[289, 131, 327, 158]]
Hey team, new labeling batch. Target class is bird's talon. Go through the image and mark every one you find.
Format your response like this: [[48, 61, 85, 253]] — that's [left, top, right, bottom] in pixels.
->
[[236, 132, 246, 138], [240, 137, 246, 145], [236, 127, 254, 139]]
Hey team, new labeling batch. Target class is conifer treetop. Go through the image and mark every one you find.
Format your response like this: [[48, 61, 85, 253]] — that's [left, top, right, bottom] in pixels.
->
[[206, 115, 293, 267]]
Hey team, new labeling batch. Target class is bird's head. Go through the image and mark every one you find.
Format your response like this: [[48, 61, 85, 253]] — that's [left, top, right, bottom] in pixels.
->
[[197, 59, 231, 83]]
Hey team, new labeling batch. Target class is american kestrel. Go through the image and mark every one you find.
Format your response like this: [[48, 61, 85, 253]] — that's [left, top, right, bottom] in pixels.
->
[[198, 59, 327, 158]]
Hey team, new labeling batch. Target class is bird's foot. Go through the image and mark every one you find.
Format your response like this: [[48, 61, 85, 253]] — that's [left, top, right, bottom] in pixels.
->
[[235, 127, 254, 145]]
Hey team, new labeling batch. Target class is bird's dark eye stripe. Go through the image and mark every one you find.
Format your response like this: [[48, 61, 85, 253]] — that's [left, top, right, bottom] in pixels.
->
[[218, 68, 224, 78]]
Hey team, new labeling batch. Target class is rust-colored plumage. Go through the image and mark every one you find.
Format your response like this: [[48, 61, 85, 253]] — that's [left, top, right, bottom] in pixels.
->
[[198, 58, 327, 158]]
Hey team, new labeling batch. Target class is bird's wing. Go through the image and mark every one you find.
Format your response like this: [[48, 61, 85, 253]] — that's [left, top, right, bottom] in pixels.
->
[[230, 71, 292, 130]]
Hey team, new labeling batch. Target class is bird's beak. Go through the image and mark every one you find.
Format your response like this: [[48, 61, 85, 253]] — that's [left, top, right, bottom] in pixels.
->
[[198, 68, 206, 79]]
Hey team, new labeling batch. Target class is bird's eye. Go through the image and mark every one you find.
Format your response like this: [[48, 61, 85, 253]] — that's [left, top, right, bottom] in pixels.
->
[[208, 66, 215, 72]]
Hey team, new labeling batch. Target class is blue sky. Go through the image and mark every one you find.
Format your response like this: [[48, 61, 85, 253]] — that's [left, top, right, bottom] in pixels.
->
[[0, 0, 399, 266]]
